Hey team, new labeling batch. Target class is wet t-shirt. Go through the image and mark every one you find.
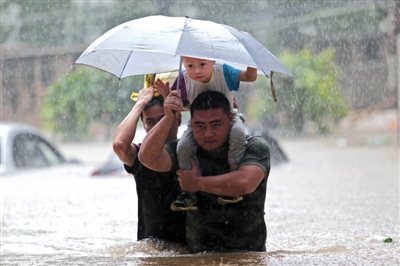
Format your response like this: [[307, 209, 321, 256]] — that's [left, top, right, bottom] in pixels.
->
[[165, 136, 270, 253], [125, 144, 186, 244]]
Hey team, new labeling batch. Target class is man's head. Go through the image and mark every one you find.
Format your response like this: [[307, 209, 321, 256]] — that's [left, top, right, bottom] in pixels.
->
[[182, 56, 215, 83], [190, 91, 233, 152], [141, 97, 181, 142]]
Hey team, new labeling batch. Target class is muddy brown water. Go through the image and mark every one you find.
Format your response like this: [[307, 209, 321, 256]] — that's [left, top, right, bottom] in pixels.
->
[[1, 138, 398, 265]]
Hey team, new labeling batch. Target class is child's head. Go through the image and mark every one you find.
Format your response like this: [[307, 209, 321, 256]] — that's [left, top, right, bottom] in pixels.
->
[[182, 56, 215, 83]]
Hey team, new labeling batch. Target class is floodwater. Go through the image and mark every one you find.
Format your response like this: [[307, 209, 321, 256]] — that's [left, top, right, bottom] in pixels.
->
[[1, 138, 399, 265]]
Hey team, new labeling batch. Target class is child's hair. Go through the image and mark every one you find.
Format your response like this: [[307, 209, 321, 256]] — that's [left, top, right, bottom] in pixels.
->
[[190, 90, 230, 117]]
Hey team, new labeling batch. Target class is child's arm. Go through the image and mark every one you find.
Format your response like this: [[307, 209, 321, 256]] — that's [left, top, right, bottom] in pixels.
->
[[154, 78, 170, 99], [239, 67, 257, 82], [233, 96, 240, 111]]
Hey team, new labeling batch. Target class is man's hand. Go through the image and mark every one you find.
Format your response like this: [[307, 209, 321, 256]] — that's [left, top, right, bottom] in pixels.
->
[[177, 158, 201, 192], [137, 86, 155, 105], [177, 159, 265, 196], [163, 90, 183, 120]]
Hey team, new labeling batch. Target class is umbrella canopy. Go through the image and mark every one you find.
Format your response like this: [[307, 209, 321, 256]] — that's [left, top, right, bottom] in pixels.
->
[[75, 15, 292, 79]]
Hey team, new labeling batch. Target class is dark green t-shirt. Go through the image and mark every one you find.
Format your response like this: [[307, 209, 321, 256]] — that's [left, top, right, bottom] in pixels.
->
[[125, 144, 186, 244], [165, 135, 270, 253]]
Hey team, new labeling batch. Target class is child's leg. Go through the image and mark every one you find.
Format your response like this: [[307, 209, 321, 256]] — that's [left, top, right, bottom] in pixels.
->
[[177, 122, 198, 170], [172, 121, 199, 211], [228, 115, 247, 170], [218, 115, 246, 205]]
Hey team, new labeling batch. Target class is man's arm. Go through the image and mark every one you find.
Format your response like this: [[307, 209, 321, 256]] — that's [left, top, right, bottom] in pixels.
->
[[239, 67, 257, 82], [113, 88, 154, 167], [177, 159, 265, 196], [138, 90, 183, 172]]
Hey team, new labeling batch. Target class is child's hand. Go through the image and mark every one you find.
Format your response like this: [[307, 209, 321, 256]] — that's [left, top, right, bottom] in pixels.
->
[[154, 78, 170, 99], [239, 67, 257, 82]]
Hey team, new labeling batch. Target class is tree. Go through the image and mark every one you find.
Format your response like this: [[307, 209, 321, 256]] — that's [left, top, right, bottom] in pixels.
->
[[41, 68, 142, 141], [247, 48, 349, 135]]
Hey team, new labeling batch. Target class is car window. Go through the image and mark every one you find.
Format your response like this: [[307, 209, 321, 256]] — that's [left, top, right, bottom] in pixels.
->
[[13, 133, 64, 169], [38, 140, 64, 165]]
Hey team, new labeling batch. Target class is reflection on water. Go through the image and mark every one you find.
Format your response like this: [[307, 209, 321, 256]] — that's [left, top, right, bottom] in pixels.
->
[[1, 139, 399, 265]]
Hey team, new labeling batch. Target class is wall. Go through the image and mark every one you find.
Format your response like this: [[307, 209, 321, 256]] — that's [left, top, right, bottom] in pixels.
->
[[1, 47, 82, 127]]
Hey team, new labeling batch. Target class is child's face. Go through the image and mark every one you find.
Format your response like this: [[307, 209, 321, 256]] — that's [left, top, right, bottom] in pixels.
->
[[182, 57, 215, 83]]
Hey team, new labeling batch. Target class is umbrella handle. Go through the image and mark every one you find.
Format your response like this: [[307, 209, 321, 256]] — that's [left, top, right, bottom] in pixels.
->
[[270, 71, 278, 102], [176, 56, 183, 92]]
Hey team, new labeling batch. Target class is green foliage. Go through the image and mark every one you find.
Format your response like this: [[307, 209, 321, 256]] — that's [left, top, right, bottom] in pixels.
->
[[41, 68, 142, 141], [248, 47, 349, 135]]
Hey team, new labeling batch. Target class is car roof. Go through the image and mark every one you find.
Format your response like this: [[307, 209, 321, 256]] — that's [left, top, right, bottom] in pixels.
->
[[1, 122, 67, 175], [0, 122, 42, 135]]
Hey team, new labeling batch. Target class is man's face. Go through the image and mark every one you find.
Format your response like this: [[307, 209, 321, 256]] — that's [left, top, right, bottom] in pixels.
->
[[142, 104, 181, 142], [182, 56, 215, 83], [191, 108, 232, 152]]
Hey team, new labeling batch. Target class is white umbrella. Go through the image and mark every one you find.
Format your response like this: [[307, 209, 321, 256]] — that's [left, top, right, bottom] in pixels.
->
[[75, 15, 293, 102], [75, 15, 292, 78]]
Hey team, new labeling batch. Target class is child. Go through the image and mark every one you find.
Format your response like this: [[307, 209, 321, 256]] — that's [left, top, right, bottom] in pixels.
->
[[155, 56, 257, 211]]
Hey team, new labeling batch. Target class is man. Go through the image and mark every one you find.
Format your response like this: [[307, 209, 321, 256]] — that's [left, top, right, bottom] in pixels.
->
[[113, 86, 186, 244], [138, 90, 270, 253]]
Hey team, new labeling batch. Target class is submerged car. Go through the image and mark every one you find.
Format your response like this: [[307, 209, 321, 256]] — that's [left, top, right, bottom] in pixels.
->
[[91, 125, 288, 177], [91, 125, 190, 177], [0, 122, 80, 175], [91, 152, 129, 177]]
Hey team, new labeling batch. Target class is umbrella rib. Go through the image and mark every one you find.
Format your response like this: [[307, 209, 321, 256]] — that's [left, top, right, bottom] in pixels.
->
[[120, 51, 133, 79], [174, 17, 188, 58]]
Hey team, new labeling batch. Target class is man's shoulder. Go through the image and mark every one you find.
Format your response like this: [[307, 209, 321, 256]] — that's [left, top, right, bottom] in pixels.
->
[[243, 135, 270, 161], [246, 135, 269, 148], [164, 139, 179, 171], [165, 139, 178, 150]]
